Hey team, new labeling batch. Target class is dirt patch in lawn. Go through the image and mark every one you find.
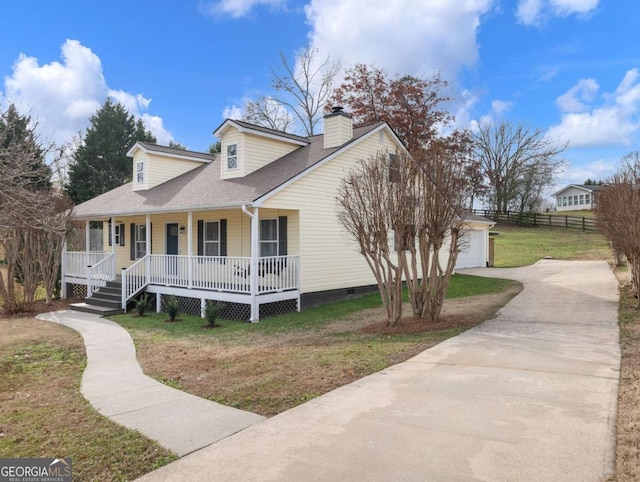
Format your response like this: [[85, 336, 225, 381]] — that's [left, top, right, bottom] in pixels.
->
[[136, 284, 521, 417]]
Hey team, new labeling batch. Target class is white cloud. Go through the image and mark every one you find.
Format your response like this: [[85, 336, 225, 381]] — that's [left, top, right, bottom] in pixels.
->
[[516, 0, 599, 26], [557, 159, 616, 186], [547, 70, 640, 147], [470, 98, 514, 129], [1, 39, 172, 146], [200, 0, 284, 18], [556, 78, 599, 112], [222, 104, 244, 119], [305, 0, 493, 80]]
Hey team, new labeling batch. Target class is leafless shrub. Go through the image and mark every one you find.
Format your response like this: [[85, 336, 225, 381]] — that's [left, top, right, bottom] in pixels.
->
[[596, 151, 640, 304], [337, 134, 473, 325]]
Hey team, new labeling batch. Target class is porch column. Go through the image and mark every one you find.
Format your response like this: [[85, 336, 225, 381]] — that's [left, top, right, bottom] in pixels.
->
[[145, 214, 151, 282], [187, 211, 193, 288], [61, 238, 67, 299], [111, 219, 116, 279], [250, 207, 259, 322], [85, 220, 90, 252]]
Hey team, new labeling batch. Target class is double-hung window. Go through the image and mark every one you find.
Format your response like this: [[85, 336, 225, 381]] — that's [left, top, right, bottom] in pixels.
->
[[579, 194, 584, 204], [227, 144, 238, 170], [136, 161, 144, 183], [134, 225, 147, 259], [568, 196, 573, 206], [204, 221, 220, 256], [585, 194, 590, 204], [260, 219, 278, 257]]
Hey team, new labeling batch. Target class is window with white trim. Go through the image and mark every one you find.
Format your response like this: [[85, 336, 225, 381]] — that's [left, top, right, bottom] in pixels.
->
[[585, 194, 590, 204], [114, 224, 122, 245], [563, 196, 567, 206], [574, 195, 578, 205], [136, 161, 144, 183], [260, 219, 278, 257], [134, 224, 147, 259], [388, 153, 400, 183], [579, 194, 584, 204], [568, 196, 573, 206], [204, 221, 220, 256], [227, 144, 238, 169]]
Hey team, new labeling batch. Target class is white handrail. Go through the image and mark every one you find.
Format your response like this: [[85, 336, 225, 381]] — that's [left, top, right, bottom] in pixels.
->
[[87, 253, 115, 297], [64, 252, 109, 279], [121, 255, 149, 311]]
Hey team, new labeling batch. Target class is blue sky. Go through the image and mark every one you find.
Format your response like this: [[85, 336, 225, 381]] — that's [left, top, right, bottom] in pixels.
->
[[1, 0, 638, 191]]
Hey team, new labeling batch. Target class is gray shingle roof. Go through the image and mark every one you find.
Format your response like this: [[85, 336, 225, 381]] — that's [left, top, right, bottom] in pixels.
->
[[134, 142, 217, 162], [73, 122, 385, 218]]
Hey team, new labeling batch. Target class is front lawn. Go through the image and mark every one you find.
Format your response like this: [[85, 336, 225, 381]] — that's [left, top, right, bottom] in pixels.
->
[[0, 318, 177, 481], [110, 274, 521, 416]]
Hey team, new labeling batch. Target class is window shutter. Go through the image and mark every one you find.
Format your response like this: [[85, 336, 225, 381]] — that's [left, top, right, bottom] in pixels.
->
[[108, 220, 112, 247], [149, 223, 153, 254], [197, 220, 204, 256], [130, 223, 135, 260], [278, 216, 287, 256], [119, 224, 125, 246], [220, 219, 227, 256]]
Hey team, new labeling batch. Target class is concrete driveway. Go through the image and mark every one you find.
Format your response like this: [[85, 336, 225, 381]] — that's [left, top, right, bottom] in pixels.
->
[[138, 259, 620, 482]]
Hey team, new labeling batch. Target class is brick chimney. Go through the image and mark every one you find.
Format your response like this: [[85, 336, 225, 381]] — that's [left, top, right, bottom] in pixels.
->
[[323, 106, 353, 149]]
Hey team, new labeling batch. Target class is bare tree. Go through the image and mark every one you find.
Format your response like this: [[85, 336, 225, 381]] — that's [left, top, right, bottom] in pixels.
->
[[242, 48, 341, 136], [337, 151, 404, 326], [0, 106, 73, 313], [242, 97, 294, 132], [472, 121, 566, 213], [337, 134, 473, 325], [596, 151, 640, 304]]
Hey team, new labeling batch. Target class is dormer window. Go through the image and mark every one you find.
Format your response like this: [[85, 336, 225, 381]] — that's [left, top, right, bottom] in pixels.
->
[[227, 144, 238, 169], [136, 161, 144, 183]]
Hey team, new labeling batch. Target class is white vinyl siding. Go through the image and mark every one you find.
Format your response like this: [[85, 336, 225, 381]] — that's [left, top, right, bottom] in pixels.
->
[[219, 128, 300, 179], [262, 129, 400, 294]]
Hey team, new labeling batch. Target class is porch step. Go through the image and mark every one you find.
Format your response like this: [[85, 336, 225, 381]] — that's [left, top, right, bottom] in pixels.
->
[[69, 302, 122, 316], [70, 281, 123, 317]]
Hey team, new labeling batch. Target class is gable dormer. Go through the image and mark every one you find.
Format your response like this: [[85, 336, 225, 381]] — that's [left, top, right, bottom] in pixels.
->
[[213, 120, 309, 180], [128, 142, 214, 191]]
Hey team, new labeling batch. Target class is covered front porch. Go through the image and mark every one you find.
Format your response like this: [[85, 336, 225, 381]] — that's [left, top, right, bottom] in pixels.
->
[[62, 206, 300, 321]]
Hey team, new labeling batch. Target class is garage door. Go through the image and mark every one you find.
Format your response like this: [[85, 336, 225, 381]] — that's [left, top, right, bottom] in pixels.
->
[[455, 229, 485, 269]]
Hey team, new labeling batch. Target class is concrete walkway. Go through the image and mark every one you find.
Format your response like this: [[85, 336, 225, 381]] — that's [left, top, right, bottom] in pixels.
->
[[137, 260, 620, 482], [36, 310, 266, 456]]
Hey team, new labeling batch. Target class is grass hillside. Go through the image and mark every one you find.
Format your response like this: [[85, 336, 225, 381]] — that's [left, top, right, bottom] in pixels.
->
[[492, 224, 610, 267]]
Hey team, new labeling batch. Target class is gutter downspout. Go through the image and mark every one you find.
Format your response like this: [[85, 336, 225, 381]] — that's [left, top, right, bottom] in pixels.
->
[[242, 204, 259, 322]]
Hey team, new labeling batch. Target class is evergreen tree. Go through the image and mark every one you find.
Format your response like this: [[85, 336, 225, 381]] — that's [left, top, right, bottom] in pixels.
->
[[0, 104, 51, 191], [66, 99, 156, 204]]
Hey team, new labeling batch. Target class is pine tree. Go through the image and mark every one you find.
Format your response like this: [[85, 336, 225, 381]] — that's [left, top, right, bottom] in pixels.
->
[[0, 104, 51, 191], [66, 99, 156, 204]]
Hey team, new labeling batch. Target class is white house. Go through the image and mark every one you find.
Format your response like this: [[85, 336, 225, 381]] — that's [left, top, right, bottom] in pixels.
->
[[63, 109, 493, 321], [552, 184, 604, 212]]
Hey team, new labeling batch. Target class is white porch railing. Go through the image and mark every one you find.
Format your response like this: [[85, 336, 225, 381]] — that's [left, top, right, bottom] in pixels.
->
[[146, 254, 299, 294], [121, 255, 150, 310], [64, 252, 110, 278], [87, 253, 115, 297], [118, 254, 300, 311]]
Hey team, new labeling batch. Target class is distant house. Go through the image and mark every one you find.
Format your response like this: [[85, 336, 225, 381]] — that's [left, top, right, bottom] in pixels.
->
[[552, 184, 604, 212], [62, 109, 493, 321]]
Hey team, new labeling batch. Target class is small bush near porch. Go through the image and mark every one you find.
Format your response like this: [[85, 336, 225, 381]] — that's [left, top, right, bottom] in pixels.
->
[[109, 274, 520, 416]]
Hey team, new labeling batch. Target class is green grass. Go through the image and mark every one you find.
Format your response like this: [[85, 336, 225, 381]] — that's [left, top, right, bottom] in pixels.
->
[[0, 322, 177, 481], [111, 274, 515, 338], [492, 224, 610, 267]]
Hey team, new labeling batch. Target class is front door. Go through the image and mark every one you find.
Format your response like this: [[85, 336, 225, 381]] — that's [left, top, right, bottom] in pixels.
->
[[166, 223, 179, 255], [166, 223, 179, 278]]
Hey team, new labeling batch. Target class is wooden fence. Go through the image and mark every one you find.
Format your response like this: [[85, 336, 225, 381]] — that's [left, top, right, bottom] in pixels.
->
[[472, 210, 598, 232]]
